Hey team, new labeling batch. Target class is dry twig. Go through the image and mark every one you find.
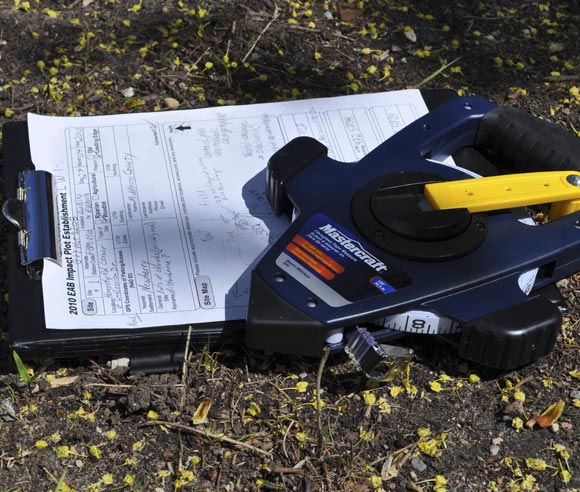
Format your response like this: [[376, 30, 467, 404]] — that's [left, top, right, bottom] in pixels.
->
[[145, 420, 273, 457], [242, 4, 280, 63], [316, 346, 330, 457]]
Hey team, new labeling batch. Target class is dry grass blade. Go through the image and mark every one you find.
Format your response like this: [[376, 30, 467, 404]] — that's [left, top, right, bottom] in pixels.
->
[[316, 346, 330, 458]]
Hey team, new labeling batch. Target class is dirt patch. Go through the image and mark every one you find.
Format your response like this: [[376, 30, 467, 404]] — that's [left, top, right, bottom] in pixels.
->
[[1, 1, 580, 491]]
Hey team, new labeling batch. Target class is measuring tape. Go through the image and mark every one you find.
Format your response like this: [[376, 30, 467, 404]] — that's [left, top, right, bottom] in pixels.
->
[[323, 197, 538, 345]]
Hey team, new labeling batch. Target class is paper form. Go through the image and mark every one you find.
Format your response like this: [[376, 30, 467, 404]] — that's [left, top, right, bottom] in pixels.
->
[[28, 89, 430, 329]]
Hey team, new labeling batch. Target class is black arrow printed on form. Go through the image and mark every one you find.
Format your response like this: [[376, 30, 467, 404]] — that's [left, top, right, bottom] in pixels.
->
[[175, 124, 191, 131]]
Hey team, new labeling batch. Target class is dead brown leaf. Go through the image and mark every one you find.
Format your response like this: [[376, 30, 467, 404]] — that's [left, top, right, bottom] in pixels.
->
[[337, 5, 362, 22], [48, 376, 79, 388]]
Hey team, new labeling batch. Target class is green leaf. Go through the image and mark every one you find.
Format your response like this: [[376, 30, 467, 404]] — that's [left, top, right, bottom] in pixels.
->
[[12, 350, 32, 383], [414, 56, 461, 89]]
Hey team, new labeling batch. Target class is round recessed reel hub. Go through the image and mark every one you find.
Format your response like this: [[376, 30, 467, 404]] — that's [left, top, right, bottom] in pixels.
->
[[351, 171, 488, 261]]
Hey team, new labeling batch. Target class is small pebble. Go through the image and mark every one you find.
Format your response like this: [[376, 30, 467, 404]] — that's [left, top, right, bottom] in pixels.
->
[[550, 422, 560, 433], [299, 372, 307, 379], [490, 444, 500, 456], [569, 389, 580, 400], [491, 437, 503, 445], [411, 457, 427, 473]]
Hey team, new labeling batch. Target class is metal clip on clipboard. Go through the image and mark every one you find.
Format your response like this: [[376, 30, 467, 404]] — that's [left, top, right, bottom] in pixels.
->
[[2, 170, 60, 280]]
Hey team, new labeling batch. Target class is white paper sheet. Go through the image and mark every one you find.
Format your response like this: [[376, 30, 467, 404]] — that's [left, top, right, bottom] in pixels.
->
[[28, 89, 431, 329]]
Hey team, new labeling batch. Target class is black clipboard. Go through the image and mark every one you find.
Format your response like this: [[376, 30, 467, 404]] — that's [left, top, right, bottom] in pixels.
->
[[2, 120, 243, 372], [2, 90, 485, 372]]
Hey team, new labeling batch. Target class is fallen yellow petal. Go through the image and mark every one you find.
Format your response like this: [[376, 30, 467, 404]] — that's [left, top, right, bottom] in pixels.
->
[[536, 400, 565, 428], [192, 397, 212, 425]]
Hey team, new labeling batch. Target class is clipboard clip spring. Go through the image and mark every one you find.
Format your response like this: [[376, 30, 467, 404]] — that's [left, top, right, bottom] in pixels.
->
[[2, 170, 60, 279]]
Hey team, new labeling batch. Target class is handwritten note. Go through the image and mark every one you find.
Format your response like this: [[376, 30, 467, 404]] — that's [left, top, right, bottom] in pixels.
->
[[28, 89, 431, 329]]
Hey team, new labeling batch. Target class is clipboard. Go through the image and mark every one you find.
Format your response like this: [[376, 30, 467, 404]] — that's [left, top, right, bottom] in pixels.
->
[[2, 90, 489, 373]]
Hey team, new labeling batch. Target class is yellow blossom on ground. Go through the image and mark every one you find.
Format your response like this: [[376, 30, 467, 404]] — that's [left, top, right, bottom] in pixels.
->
[[174, 469, 195, 488], [418, 438, 442, 457], [123, 474, 135, 486], [34, 440, 49, 449], [430, 381, 442, 392], [520, 475, 536, 489], [417, 427, 431, 437], [56, 445, 71, 458], [42, 8, 59, 17], [542, 376, 553, 387], [362, 391, 376, 406], [89, 445, 102, 459], [513, 390, 526, 402], [434, 474, 448, 491], [468, 374, 480, 383], [560, 469, 572, 483], [359, 427, 375, 441], [147, 410, 159, 420], [525, 458, 547, 470], [435, 475, 447, 485], [390, 386, 404, 397], [512, 417, 524, 431], [377, 398, 391, 413], [246, 402, 261, 417], [101, 474, 114, 485], [553, 444, 569, 460], [132, 439, 145, 452], [295, 381, 308, 393], [295, 431, 307, 442], [371, 475, 382, 488]]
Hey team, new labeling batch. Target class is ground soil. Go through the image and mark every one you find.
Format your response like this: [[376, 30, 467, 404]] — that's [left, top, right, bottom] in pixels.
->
[[0, 1, 580, 491]]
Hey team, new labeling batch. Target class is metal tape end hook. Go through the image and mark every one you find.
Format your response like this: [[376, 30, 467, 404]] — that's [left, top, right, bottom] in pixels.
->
[[344, 326, 414, 381]]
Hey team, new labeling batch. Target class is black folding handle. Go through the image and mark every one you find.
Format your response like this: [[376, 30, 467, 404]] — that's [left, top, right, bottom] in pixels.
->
[[475, 106, 580, 173]]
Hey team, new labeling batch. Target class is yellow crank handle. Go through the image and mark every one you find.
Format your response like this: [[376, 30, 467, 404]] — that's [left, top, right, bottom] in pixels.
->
[[424, 171, 580, 218]]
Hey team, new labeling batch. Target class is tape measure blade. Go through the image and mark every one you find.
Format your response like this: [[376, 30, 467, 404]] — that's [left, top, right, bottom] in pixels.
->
[[373, 310, 461, 335]]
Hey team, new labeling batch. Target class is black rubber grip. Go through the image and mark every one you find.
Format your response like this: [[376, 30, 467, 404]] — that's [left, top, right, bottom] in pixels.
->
[[476, 106, 580, 173], [267, 136, 328, 217], [458, 295, 560, 370]]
